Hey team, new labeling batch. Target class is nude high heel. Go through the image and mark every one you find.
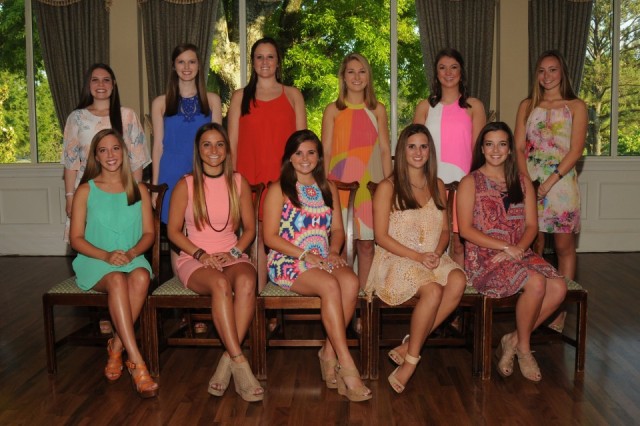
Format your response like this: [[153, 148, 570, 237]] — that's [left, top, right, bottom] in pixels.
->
[[388, 353, 420, 394], [208, 352, 232, 396], [388, 334, 410, 366], [496, 333, 517, 377], [230, 357, 264, 402], [318, 349, 338, 389], [335, 364, 372, 402], [516, 349, 542, 382]]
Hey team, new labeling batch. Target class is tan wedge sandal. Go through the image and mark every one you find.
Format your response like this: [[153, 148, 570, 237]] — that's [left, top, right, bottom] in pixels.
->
[[496, 333, 517, 377], [335, 364, 372, 402], [125, 360, 159, 398], [516, 349, 542, 382], [318, 349, 338, 389], [208, 352, 232, 396], [388, 353, 421, 394], [230, 357, 264, 402]]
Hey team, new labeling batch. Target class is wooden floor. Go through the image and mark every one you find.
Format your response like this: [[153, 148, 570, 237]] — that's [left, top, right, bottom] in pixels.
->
[[0, 253, 639, 425]]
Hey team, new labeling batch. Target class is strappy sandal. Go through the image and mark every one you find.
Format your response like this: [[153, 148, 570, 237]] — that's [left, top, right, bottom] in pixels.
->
[[208, 352, 232, 396], [548, 311, 567, 333], [388, 353, 420, 394], [516, 349, 542, 382], [335, 364, 372, 402], [388, 334, 410, 366], [230, 357, 264, 402], [318, 349, 338, 389], [104, 338, 123, 383], [125, 360, 159, 398], [496, 333, 517, 377]]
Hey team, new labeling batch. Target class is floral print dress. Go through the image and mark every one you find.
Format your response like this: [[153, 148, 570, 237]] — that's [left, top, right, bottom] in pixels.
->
[[525, 105, 580, 233]]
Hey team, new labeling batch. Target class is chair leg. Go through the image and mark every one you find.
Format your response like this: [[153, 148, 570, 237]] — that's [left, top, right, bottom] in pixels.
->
[[358, 298, 370, 379], [255, 298, 267, 380], [147, 300, 160, 377], [575, 294, 588, 374], [42, 295, 56, 374], [481, 297, 493, 381], [471, 297, 483, 376], [370, 298, 381, 380]]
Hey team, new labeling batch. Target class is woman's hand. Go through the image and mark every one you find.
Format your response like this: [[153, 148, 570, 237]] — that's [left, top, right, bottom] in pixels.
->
[[303, 251, 335, 272], [421, 252, 441, 269], [491, 245, 524, 263], [537, 179, 552, 199], [326, 252, 347, 271], [200, 253, 223, 271], [151, 192, 158, 209], [210, 252, 235, 267], [105, 250, 131, 266], [65, 195, 73, 218]]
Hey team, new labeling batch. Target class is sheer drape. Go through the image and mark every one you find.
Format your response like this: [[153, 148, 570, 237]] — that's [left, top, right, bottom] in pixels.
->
[[33, 0, 110, 128], [139, 0, 220, 104], [415, 0, 496, 111], [528, 0, 593, 92]]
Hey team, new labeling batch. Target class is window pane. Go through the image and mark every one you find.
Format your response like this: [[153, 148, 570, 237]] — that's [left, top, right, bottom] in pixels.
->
[[580, 0, 612, 156], [617, 0, 640, 156], [398, 0, 427, 129], [36, 70, 63, 163], [0, 0, 31, 163]]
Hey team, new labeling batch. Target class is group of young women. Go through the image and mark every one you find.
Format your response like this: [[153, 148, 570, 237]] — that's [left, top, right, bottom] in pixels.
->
[[61, 36, 585, 401]]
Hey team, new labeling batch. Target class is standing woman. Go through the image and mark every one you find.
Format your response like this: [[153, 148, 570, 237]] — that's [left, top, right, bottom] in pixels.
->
[[458, 122, 567, 382], [63, 63, 150, 242], [365, 124, 466, 393], [167, 123, 263, 402], [264, 130, 371, 402], [151, 43, 222, 226], [514, 50, 587, 332], [70, 129, 158, 398], [322, 52, 392, 290], [413, 48, 486, 265], [228, 36, 306, 290]]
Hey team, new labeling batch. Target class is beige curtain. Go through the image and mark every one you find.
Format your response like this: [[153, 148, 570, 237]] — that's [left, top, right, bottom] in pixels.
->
[[33, 0, 110, 128], [415, 0, 496, 111], [528, 0, 594, 92], [139, 0, 220, 104]]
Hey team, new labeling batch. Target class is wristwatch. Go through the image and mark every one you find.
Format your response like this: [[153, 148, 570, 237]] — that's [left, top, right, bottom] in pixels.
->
[[230, 246, 242, 259]]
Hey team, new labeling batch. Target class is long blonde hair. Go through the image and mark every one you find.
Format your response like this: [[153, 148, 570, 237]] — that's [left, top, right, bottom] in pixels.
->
[[191, 123, 240, 231], [526, 50, 578, 118], [336, 53, 378, 110], [79, 129, 140, 205]]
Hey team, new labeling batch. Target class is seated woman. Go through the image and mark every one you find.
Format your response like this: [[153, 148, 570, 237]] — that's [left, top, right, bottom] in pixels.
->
[[457, 121, 567, 382], [263, 129, 371, 402], [167, 123, 263, 402], [365, 124, 466, 394], [70, 129, 158, 398]]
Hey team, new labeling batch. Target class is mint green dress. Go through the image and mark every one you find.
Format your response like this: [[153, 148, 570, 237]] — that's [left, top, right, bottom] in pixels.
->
[[72, 180, 151, 290]]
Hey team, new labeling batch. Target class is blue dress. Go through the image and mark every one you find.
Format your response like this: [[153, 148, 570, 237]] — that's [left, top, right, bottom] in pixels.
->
[[72, 180, 151, 290], [158, 96, 211, 223]]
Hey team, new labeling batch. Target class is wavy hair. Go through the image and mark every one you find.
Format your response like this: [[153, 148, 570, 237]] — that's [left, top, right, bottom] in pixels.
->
[[191, 123, 240, 231], [241, 37, 283, 116], [470, 121, 523, 203], [526, 49, 578, 118], [164, 43, 211, 117], [428, 48, 470, 109], [392, 124, 444, 211], [76, 63, 123, 135], [79, 129, 140, 205], [335, 52, 378, 110], [280, 130, 332, 209]]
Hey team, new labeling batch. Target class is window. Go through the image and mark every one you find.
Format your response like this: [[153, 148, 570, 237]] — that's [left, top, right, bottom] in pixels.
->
[[0, 0, 61, 164], [580, 0, 640, 156]]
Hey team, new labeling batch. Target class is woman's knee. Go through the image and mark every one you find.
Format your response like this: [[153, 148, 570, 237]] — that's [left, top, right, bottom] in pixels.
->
[[128, 269, 150, 291], [357, 240, 374, 257], [417, 282, 444, 302], [524, 272, 546, 298], [548, 277, 568, 301]]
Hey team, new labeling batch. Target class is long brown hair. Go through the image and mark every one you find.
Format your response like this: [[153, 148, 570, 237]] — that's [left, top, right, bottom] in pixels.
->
[[79, 129, 141, 205], [190, 122, 240, 231], [241, 37, 283, 116], [76, 63, 123, 135], [335, 53, 378, 110], [392, 124, 444, 211], [280, 130, 332, 209], [164, 43, 211, 117], [526, 50, 578, 118]]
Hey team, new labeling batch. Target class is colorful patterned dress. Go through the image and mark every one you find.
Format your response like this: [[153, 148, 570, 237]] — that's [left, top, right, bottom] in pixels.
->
[[464, 170, 561, 298], [267, 182, 332, 291], [525, 105, 580, 233], [365, 197, 464, 305], [327, 101, 384, 240]]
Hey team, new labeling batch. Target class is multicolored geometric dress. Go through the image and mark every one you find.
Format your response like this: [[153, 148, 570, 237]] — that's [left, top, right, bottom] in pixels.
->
[[525, 105, 580, 233], [365, 197, 464, 305], [267, 182, 332, 291], [464, 170, 561, 298], [327, 101, 384, 240]]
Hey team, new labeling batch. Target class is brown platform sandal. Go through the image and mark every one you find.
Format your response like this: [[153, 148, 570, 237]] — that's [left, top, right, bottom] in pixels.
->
[[318, 349, 338, 389], [516, 349, 542, 382], [388, 353, 420, 394], [388, 334, 410, 366], [208, 352, 232, 396], [230, 356, 264, 402], [104, 338, 123, 383], [125, 360, 159, 398], [335, 364, 372, 402], [496, 333, 517, 377]]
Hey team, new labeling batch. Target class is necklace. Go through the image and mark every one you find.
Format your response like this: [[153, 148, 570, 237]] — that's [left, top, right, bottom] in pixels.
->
[[203, 169, 224, 178], [410, 179, 427, 190], [180, 96, 199, 123]]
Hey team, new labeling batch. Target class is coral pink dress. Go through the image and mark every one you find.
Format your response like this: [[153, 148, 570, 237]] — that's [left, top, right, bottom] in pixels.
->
[[464, 170, 560, 298], [176, 173, 253, 287]]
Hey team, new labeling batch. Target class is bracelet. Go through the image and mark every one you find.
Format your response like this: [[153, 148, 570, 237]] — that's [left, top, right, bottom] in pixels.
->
[[553, 167, 563, 179], [65, 192, 74, 197], [299, 249, 310, 261], [502, 245, 510, 251], [229, 246, 242, 259], [192, 248, 205, 261]]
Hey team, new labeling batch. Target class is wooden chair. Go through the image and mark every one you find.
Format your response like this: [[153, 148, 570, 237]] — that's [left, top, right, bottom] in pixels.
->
[[142, 183, 264, 377], [251, 180, 371, 380], [478, 279, 587, 380], [367, 181, 484, 379], [42, 182, 167, 374]]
